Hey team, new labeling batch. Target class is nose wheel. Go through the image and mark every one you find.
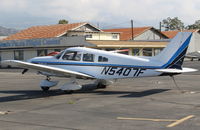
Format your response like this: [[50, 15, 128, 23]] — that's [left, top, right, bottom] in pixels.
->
[[63, 90, 74, 94], [97, 83, 107, 89], [46, 76, 51, 81], [41, 87, 50, 92]]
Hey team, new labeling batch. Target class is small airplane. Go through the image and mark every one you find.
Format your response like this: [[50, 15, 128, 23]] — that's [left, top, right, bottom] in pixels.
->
[[2, 32, 198, 93], [186, 51, 200, 61]]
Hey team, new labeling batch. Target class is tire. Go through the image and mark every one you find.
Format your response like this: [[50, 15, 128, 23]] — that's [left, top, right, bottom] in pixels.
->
[[97, 83, 107, 89], [64, 90, 74, 94], [41, 87, 50, 92]]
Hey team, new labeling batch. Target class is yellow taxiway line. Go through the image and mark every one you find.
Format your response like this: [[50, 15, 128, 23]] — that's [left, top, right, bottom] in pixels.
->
[[166, 115, 195, 128], [117, 115, 195, 128], [0, 111, 10, 115], [117, 117, 177, 122]]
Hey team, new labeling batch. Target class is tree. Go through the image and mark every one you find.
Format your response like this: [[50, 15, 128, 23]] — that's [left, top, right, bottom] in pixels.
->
[[162, 17, 184, 31], [186, 20, 200, 30], [58, 19, 68, 24]]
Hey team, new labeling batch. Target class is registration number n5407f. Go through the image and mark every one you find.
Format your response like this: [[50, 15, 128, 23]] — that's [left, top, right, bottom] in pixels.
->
[[101, 67, 146, 77]]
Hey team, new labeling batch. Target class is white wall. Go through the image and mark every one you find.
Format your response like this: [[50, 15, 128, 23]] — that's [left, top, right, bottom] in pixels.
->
[[24, 50, 37, 61], [87, 33, 119, 41], [67, 32, 120, 41], [1, 49, 60, 62], [187, 32, 200, 53], [0, 51, 13, 67], [0, 36, 7, 40], [1, 51, 13, 61]]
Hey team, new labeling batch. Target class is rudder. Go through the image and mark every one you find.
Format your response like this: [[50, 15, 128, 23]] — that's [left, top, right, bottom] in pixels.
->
[[152, 32, 193, 69]]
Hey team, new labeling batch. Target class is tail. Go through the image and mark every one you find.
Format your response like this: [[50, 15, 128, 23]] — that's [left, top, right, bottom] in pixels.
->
[[152, 32, 192, 69], [152, 32, 197, 74]]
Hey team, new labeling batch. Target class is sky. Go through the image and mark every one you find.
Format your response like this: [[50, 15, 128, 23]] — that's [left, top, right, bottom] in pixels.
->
[[0, 0, 200, 29]]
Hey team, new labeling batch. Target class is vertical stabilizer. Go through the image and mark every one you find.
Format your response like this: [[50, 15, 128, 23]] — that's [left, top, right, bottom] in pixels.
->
[[152, 32, 192, 69]]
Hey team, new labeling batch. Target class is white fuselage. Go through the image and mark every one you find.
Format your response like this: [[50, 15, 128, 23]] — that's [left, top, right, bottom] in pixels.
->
[[29, 47, 163, 79]]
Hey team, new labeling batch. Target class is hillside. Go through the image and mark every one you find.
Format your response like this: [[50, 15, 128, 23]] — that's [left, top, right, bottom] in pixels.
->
[[0, 26, 19, 36]]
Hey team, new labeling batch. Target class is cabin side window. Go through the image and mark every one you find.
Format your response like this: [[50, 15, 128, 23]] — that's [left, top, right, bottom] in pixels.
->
[[62, 51, 81, 61], [83, 53, 94, 62], [98, 56, 108, 62]]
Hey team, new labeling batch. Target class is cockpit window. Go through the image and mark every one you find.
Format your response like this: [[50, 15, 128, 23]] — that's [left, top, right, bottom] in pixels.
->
[[55, 51, 64, 59], [62, 51, 81, 61], [98, 56, 108, 62], [83, 53, 94, 62]]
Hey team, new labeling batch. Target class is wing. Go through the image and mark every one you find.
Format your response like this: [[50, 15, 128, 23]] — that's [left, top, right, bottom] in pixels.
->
[[2, 60, 95, 79]]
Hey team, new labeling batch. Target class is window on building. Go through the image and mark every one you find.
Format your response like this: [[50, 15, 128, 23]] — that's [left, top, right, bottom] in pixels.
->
[[118, 48, 129, 55], [37, 49, 48, 56], [62, 51, 81, 61], [54, 49, 61, 52], [143, 48, 152, 56], [71, 35, 78, 37], [105, 48, 116, 51], [14, 50, 24, 60], [132, 48, 140, 56], [112, 34, 118, 39], [154, 48, 163, 56], [85, 34, 93, 38], [83, 53, 94, 62], [98, 56, 108, 62]]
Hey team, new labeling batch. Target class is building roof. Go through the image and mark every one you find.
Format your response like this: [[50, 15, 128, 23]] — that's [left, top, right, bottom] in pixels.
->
[[88, 40, 167, 48], [103, 27, 151, 40], [103, 27, 167, 40], [162, 29, 200, 39], [4, 22, 91, 40]]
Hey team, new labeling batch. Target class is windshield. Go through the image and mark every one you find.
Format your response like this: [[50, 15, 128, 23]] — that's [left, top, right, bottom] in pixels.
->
[[62, 51, 81, 61], [54, 51, 64, 59]]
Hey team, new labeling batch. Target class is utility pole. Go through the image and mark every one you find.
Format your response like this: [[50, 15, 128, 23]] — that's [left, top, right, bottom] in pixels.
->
[[159, 22, 162, 39], [131, 19, 134, 40], [97, 22, 100, 40], [159, 22, 162, 31]]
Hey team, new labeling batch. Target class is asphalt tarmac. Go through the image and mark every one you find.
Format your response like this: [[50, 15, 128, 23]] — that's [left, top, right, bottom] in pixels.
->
[[0, 61, 200, 130]]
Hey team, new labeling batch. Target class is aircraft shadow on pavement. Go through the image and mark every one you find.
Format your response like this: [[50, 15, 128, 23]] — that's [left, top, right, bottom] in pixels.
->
[[79, 84, 170, 98], [0, 83, 170, 103], [0, 89, 65, 103], [79, 88, 170, 98]]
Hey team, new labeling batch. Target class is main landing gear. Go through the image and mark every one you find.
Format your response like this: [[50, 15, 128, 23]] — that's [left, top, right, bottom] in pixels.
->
[[39, 76, 82, 93], [94, 79, 113, 89], [39, 77, 113, 93], [59, 77, 82, 93], [40, 76, 59, 92], [97, 83, 107, 89], [41, 87, 50, 92]]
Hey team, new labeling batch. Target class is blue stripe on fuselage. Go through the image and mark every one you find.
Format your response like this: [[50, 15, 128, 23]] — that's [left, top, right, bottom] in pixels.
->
[[31, 61, 159, 69]]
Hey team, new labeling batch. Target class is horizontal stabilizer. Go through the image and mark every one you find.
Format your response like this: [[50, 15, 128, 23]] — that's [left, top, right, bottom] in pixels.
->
[[155, 67, 198, 73]]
